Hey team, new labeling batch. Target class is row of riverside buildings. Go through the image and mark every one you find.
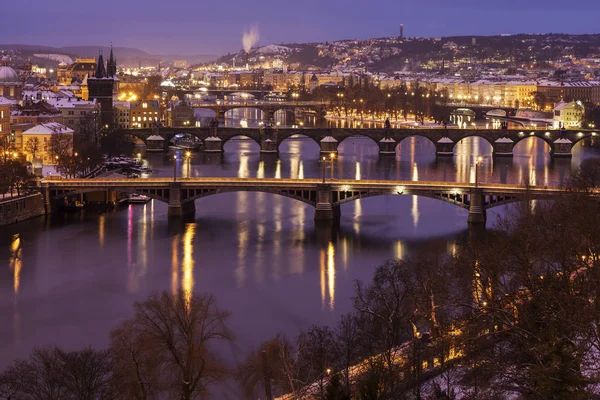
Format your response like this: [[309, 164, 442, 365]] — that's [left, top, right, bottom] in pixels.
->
[[0, 50, 195, 165], [196, 69, 600, 111]]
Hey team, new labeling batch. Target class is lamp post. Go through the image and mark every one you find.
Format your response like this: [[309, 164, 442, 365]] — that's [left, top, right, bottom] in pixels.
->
[[475, 156, 483, 188], [329, 152, 336, 180], [321, 156, 326, 183], [173, 155, 177, 182]]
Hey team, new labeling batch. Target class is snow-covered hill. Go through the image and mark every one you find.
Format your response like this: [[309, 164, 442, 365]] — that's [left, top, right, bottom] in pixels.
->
[[34, 53, 74, 64], [254, 45, 296, 55]]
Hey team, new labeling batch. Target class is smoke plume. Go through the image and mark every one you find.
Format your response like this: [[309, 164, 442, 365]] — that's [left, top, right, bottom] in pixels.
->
[[242, 25, 260, 53]]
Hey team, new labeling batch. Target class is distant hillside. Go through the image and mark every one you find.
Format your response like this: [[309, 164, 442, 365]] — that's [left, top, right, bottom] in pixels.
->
[[0, 44, 217, 67]]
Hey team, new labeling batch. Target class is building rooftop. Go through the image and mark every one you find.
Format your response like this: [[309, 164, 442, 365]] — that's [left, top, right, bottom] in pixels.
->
[[22, 123, 74, 135]]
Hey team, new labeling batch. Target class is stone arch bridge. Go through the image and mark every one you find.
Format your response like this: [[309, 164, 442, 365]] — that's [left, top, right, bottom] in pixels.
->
[[121, 126, 599, 158], [191, 101, 328, 121], [41, 177, 587, 224]]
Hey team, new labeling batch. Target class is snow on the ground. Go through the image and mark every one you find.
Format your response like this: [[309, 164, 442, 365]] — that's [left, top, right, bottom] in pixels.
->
[[34, 54, 74, 64], [255, 45, 295, 54]]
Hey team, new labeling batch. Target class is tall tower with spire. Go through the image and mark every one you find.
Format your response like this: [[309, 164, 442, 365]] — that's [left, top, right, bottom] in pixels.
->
[[106, 45, 120, 99], [88, 49, 115, 130]]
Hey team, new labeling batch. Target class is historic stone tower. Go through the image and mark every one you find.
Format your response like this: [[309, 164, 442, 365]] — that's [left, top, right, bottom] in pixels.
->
[[88, 48, 117, 130]]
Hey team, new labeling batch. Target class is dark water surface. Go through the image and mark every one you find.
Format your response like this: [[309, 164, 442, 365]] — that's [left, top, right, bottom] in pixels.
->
[[0, 135, 598, 395]]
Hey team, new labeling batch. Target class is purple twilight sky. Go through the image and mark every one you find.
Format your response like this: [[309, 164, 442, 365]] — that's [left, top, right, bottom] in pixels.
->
[[2, 0, 600, 55]]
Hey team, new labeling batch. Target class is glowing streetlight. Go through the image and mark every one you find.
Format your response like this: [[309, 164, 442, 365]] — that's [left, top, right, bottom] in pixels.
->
[[329, 152, 336, 180], [173, 155, 177, 182], [475, 156, 483, 188]]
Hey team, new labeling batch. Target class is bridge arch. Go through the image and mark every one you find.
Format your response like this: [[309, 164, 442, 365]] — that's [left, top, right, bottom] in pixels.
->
[[571, 132, 597, 149], [338, 134, 379, 151], [330, 189, 529, 211], [396, 135, 437, 150], [223, 107, 266, 126], [512, 134, 553, 154], [50, 187, 170, 204], [277, 133, 320, 152], [221, 134, 261, 149], [486, 109, 508, 117], [180, 187, 317, 207], [453, 134, 494, 155]]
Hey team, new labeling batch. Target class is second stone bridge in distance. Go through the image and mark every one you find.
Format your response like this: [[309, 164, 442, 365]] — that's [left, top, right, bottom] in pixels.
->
[[121, 127, 598, 157]]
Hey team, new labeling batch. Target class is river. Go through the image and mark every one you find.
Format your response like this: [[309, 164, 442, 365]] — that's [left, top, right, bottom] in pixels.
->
[[0, 133, 598, 396]]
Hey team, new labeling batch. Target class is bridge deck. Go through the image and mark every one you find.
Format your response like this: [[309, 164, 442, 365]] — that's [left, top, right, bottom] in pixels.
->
[[42, 177, 573, 195]]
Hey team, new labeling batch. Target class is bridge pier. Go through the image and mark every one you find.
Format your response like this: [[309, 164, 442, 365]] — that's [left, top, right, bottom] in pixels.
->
[[552, 138, 573, 157], [320, 136, 339, 155], [493, 138, 514, 157], [260, 126, 278, 153], [314, 184, 340, 221], [467, 189, 486, 224], [204, 136, 223, 152], [379, 138, 397, 155], [42, 183, 52, 214], [217, 110, 226, 124], [168, 183, 196, 218], [436, 137, 454, 156], [265, 109, 276, 123]]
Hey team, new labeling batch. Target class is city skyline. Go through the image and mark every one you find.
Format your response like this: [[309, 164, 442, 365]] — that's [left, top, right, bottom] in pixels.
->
[[2, 0, 600, 55]]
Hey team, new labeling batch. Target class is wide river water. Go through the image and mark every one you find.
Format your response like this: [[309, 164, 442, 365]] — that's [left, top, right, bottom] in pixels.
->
[[1, 131, 598, 396]]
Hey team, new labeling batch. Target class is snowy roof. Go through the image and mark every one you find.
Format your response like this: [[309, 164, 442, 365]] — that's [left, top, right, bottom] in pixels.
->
[[538, 80, 600, 88], [495, 137, 514, 143], [437, 137, 453, 143], [0, 96, 16, 106], [554, 138, 572, 144], [22, 123, 74, 135], [47, 98, 96, 109], [320, 136, 338, 143], [113, 101, 131, 109], [146, 135, 164, 141]]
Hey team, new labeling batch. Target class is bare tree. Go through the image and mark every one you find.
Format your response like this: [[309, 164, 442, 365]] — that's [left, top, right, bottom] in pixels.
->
[[120, 290, 234, 400], [354, 260, 417, 396], [57, 347, 114, 400], [334, 313, 360, 394], [297, 325, 337, 399], [48, 133, 73, 159], [24, 137, 40, 160], [20, 347, 67, 400], [0, 360, 32, 400], [110, 319, 162, 400]]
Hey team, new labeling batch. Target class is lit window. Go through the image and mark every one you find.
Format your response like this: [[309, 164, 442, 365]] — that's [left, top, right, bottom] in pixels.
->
[[142, 103, 148, 109]]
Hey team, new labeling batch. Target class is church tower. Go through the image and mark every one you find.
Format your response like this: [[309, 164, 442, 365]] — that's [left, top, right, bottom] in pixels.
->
[[106, 45, 120, 100], [88, 51, 115, 130]]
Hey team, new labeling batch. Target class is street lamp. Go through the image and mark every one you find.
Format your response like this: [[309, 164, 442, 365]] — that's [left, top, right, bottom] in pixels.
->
[[173, 155, 177, 182], [329, 152, 336, 180], [475, 156, 483, 188]]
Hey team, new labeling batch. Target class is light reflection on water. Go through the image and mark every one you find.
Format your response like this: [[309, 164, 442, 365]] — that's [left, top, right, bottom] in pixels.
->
[[0, 134, 598, 383]]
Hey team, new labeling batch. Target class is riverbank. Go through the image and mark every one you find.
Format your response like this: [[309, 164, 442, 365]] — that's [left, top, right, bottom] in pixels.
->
[[0, 193, 45, 226]]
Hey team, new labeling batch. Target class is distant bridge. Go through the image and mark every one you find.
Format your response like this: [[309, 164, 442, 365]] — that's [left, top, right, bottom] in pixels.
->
[[121, 126, 599, 157], [190, 101, 328, 120], [41, 177, 589, 223]]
